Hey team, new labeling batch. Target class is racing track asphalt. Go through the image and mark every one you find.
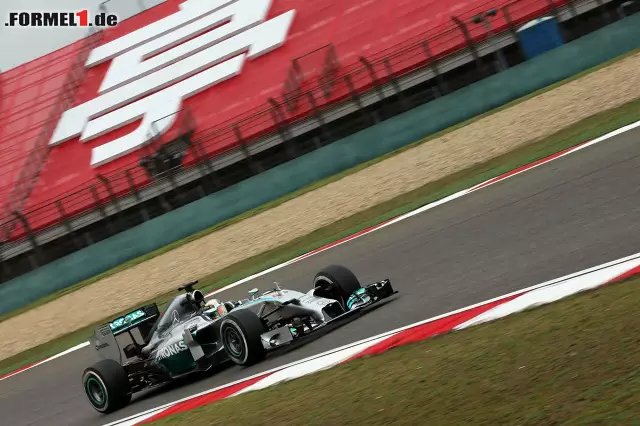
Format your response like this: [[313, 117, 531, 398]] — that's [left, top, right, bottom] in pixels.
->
[[2, 126, 640, 426]]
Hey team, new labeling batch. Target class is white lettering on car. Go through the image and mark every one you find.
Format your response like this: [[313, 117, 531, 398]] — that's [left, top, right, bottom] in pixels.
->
[[156, 340, 188, 360]]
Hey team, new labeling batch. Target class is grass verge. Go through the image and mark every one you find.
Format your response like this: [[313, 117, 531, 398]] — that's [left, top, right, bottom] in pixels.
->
[[152, 277, 640, 426], [1, 96, 640, 377], [4, 48, 638, 325]]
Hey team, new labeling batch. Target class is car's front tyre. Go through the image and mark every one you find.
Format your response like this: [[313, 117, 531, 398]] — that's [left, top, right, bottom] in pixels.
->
[[82, 359, 131, 413], [313, 265, 362, 310], [220, 309, 267, 366]]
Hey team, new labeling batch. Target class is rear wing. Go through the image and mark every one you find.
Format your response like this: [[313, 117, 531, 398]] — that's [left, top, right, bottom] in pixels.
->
[[107, 304, 160, 337], [92, 304, 160, 363]]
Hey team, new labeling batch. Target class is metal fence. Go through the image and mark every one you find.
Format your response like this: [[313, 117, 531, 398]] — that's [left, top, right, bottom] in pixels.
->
[[0, 0, 635, 277]]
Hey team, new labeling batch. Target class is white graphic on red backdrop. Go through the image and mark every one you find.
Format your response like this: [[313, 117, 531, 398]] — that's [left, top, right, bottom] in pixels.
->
[[49, 0, 295, 167]]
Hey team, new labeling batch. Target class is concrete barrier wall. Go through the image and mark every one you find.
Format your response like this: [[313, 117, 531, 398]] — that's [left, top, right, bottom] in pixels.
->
[[3, 14, 640, 315]]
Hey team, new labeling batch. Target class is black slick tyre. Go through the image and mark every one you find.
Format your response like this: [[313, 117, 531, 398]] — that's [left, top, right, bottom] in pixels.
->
[[82, 359, 131, 413], [313, 264, 362, 310], [220, 309, 267, 366]]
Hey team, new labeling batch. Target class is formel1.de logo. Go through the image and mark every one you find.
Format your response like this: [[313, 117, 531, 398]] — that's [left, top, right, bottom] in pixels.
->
[[5, 10, 119, 28]]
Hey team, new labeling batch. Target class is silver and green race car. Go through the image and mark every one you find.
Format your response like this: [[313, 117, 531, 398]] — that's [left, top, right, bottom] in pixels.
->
[[82, 264, 397, 413]]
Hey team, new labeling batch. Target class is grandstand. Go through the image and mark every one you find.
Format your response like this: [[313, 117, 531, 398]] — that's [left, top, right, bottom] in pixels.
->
[[0, 0, 637, 284]]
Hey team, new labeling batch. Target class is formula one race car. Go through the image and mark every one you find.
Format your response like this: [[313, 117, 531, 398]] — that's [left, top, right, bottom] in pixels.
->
[[82, 265, 396, 413]]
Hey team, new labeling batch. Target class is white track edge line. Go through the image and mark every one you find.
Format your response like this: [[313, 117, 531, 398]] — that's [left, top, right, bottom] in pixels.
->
[[468, 119, 640, 192], [0, 341, 90, 382], [207, 118, 640, 297]]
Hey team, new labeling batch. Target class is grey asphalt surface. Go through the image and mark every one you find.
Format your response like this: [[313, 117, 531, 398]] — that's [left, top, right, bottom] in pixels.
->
[[2, 126, 640, 426]]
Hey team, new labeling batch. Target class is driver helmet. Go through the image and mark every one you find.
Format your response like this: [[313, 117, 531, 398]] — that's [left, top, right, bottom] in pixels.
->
[[204, 298, 228, 318]]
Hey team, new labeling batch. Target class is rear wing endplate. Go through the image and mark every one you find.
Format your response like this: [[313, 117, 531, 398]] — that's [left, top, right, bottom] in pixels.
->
[[93, 323, 122, 363]]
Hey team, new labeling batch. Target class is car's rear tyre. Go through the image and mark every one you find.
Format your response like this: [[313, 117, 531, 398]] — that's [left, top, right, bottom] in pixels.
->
[[313, 265, 362, 310], [82, 359, 131, 413], [220, 309, 267, 366]]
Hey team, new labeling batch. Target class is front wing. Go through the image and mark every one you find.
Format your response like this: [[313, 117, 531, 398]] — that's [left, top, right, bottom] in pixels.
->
[[260, 279, 397, 350]]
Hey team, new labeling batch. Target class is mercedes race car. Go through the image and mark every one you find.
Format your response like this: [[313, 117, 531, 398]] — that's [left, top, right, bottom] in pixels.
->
[[82, 265, 396, 413]]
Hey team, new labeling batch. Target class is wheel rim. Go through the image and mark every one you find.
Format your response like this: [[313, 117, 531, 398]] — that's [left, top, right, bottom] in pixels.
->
[[223, 325, 244, 359], [85, 376, 106, 408]]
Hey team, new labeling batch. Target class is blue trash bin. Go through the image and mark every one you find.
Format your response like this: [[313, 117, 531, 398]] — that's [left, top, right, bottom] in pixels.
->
[[517, 16, 565, 59]]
